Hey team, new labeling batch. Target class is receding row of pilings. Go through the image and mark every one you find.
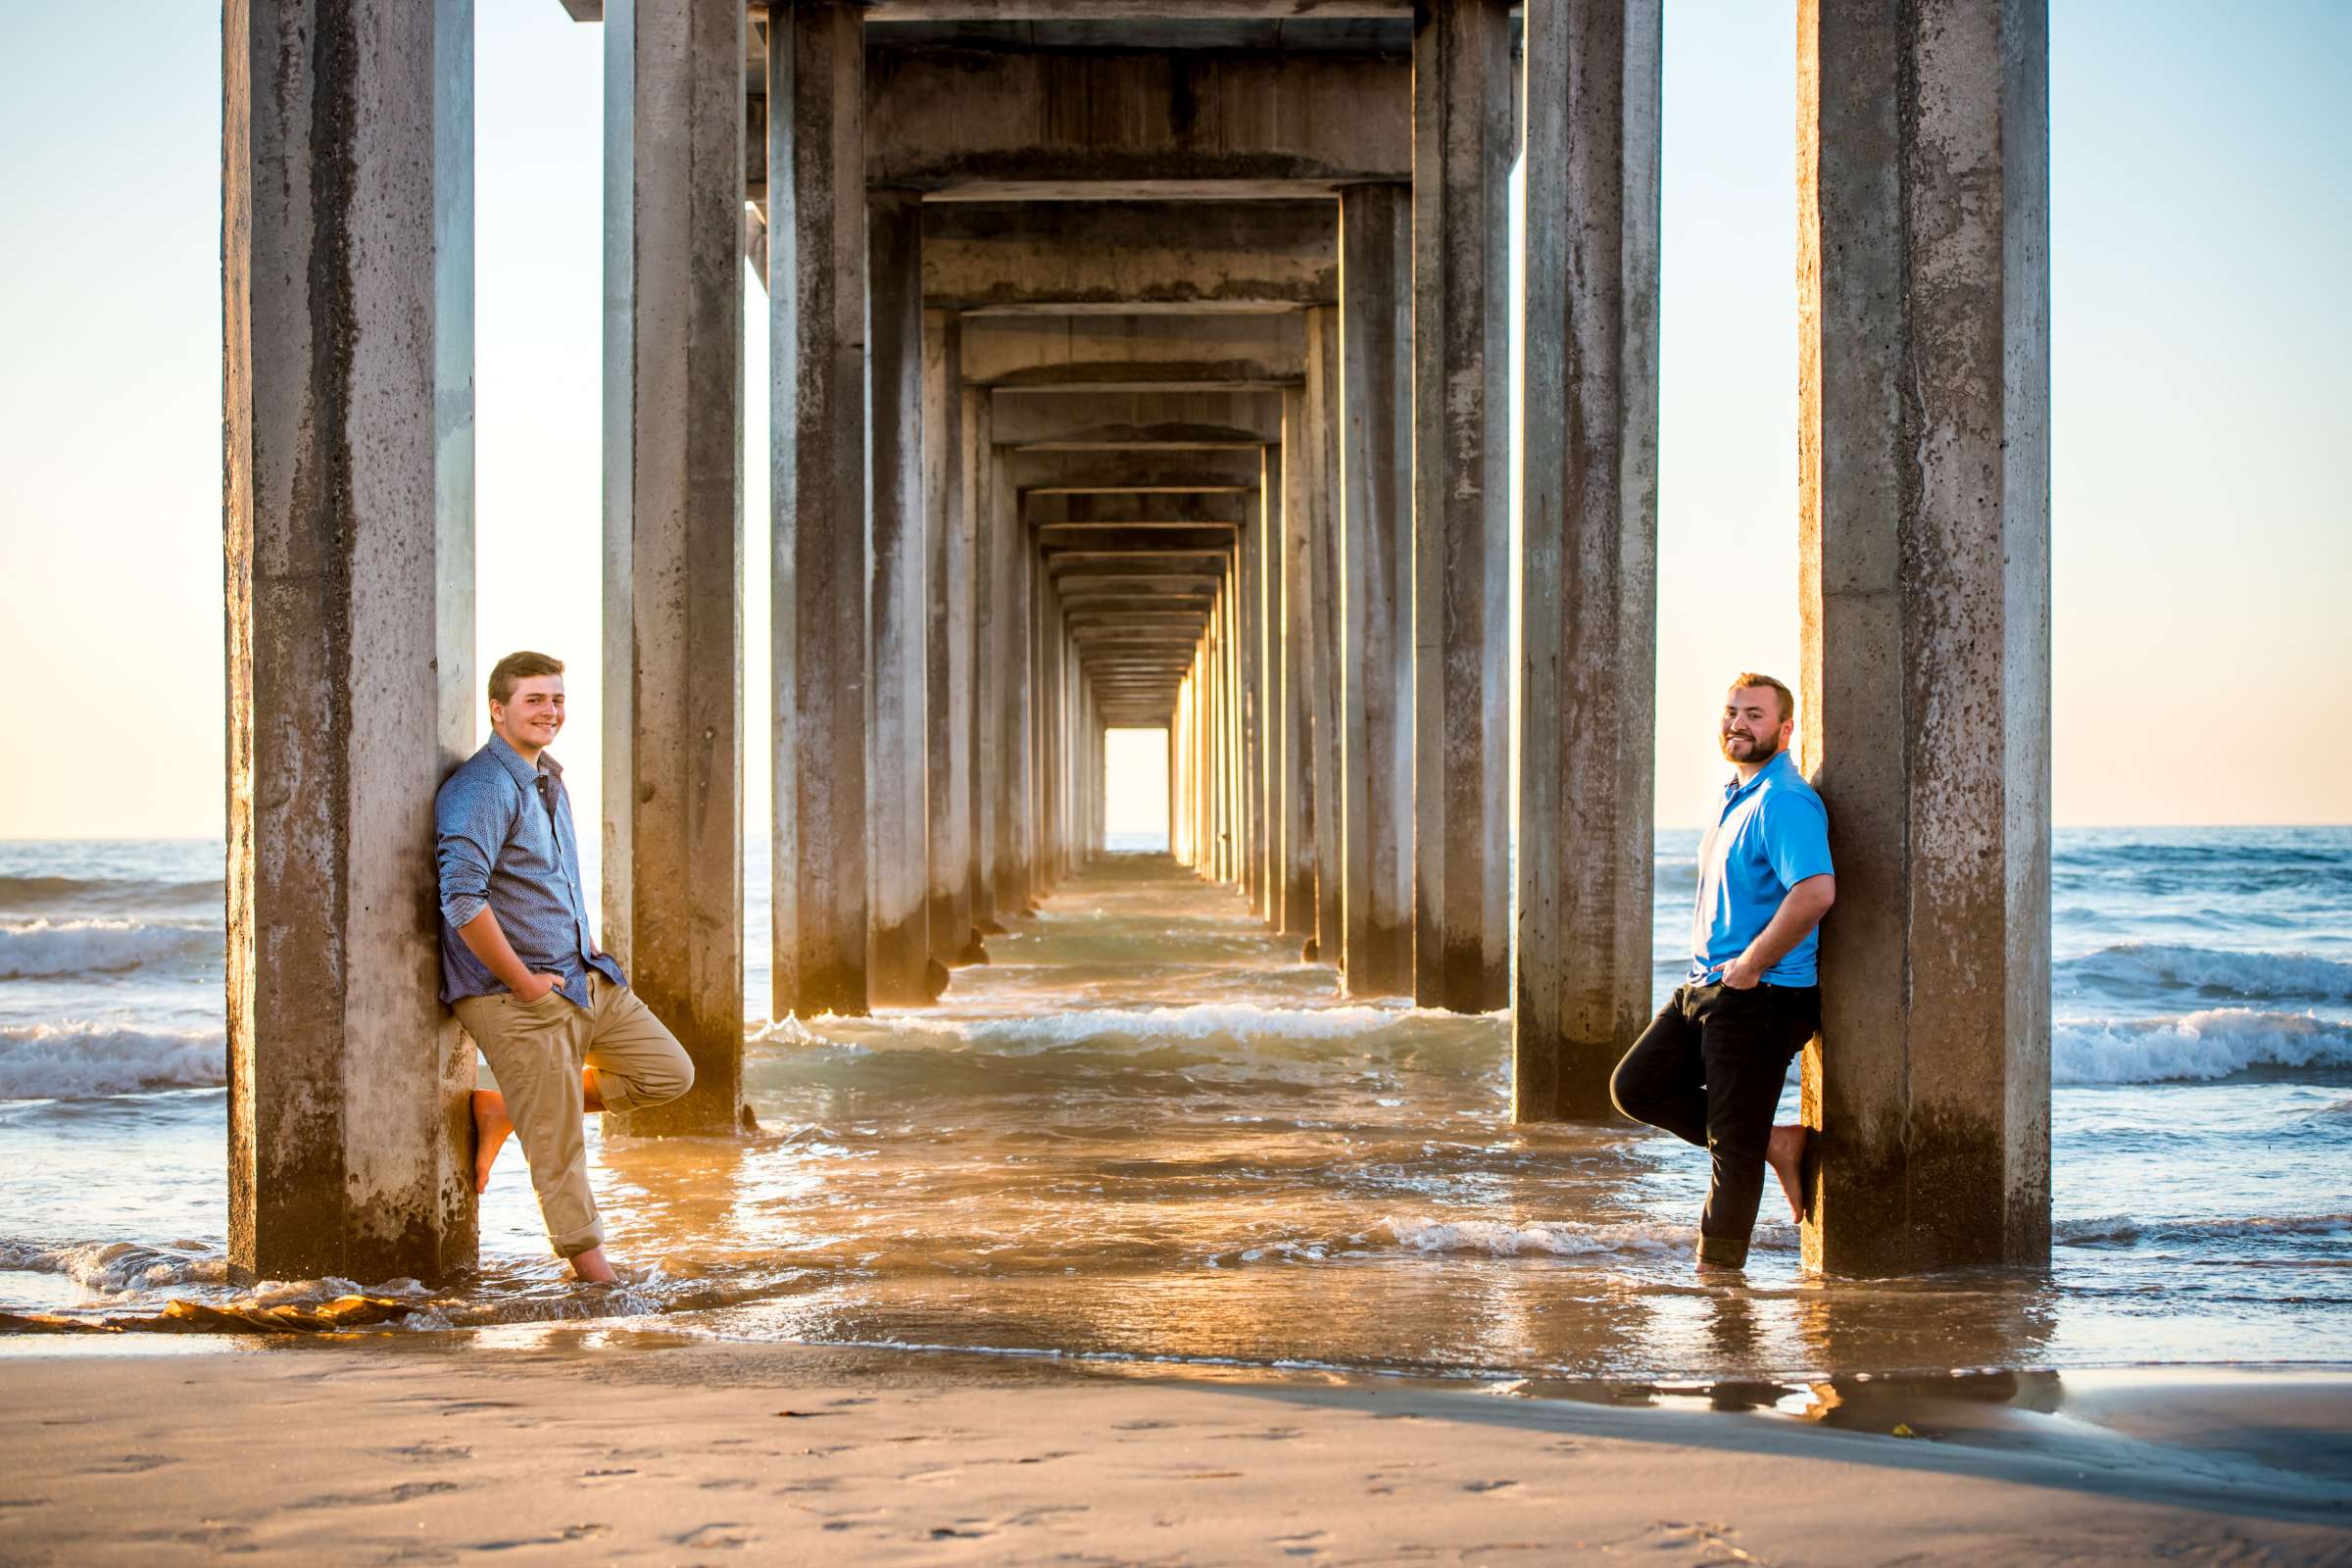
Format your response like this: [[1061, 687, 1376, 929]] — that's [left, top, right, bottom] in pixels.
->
[[221, 0, 2048, 1285]]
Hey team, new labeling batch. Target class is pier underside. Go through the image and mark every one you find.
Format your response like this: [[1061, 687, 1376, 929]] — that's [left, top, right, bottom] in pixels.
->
[[221, 0, 2050, 1283]]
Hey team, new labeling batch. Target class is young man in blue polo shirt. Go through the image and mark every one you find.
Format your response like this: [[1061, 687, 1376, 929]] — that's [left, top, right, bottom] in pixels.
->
[[1611, 673, 1837, 1272]]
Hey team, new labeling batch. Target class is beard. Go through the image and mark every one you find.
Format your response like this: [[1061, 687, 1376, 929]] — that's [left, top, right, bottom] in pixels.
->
[[1720, 728, 1780, 764]]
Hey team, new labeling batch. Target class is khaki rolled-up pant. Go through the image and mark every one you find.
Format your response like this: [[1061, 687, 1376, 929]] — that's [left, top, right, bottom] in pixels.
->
[[454, 973, 694, 1258]]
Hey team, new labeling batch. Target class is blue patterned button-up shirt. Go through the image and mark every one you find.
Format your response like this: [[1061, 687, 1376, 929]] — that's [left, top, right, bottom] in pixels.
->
[[434, 733, 625, 1008]]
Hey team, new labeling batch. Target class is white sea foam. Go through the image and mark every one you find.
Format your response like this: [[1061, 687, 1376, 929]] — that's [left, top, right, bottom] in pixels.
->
[[755, 1003, 1490, 1051], [0, 918, 217, 980], [2052, 1008, 2352, 1085], [2063, 943, 2352, 1002], [0, 1021, 225, 1099], [1368, 1214, 1699, 1259]]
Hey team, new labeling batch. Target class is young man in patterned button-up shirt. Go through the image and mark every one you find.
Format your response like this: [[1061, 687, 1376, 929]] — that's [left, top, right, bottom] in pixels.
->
[[435, 651, 694, 1283]]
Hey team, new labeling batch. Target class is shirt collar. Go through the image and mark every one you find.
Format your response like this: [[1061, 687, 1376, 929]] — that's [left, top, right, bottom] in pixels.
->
[[1724, 747, 1794, 804], [485, 732, 561, 789]]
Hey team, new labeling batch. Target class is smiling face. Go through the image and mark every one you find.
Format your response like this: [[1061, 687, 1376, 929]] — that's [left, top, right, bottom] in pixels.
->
[[1719, 684, 1791, 767], [491, 673, 565, 759]]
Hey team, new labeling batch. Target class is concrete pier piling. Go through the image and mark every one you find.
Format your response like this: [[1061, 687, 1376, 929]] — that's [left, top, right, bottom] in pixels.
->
[[223, 0, 2054, 1278], [1303, 307, 1347, 965], [1797, 0, 2052, 1273], [769, 0, 868, 1019], [1513, 0, 1663, 1120], [1279, 389, 1318, 942], [224, 0, 477, 1281], [1411, 0, 1513, 1014], [923, 311, 976, 968], [867, 189, 932, 1004], [1338, 183, 1416, 999], [601, 0, 746, 1133]]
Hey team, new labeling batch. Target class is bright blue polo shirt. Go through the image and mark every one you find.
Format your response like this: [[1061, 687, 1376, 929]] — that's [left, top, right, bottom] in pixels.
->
[[1688, 750, 1835, 986]]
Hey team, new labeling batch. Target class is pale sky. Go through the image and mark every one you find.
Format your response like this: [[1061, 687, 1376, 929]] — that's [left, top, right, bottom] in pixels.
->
[[1, 1, 2344, 841]]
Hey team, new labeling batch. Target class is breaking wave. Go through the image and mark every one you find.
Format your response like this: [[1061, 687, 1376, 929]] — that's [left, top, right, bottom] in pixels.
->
[[0, 1022, 225, 1100], [2052, 1009, 2352, 1085], [2055, 1212, 2352, 1249], [0, 874, 220, 916], [0, 1237, 228, 1296], [2060, 943, 2352, 1003], [0, 918, 217, 980]]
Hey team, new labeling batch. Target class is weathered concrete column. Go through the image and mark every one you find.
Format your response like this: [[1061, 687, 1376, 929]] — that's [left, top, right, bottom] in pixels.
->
[[1798, 0, 2051, 1273], [1339, 184, 1415, 996], [1236, 492, 1265, 913], [224, 0, 475, 1281], [771, 0, 867, 1018], [1412, 0, 1513, 1013], [997, 455, 1035, 913], [868, 189, 931, 1004], [1514, 0, 1663, 1120], [1256, 450, 1286, 929], [967, 391, 1003, 936], [1279, 389, 1317, 941], [926, 313, 980, 967], [1304, 306, 1346, 962], [602, 0, 745, 1131]]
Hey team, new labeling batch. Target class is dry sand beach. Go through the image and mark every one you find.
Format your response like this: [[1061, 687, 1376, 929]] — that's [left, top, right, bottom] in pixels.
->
[[3, 1342, 2349, 1564]]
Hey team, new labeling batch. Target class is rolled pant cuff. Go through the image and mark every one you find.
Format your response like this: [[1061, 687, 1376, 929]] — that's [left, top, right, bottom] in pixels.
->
[[1696, 1234, 1749, 1269], [551, 1219, 607, 1259], [593, 1082, 640, 1114]]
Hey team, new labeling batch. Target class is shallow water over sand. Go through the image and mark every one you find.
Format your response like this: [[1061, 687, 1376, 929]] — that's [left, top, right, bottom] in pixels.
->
[[6, 840, 2350, 1376]]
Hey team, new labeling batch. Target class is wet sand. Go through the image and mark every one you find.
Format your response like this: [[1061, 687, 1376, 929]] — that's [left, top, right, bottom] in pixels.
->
[[3, 1341, 2347, 1564]]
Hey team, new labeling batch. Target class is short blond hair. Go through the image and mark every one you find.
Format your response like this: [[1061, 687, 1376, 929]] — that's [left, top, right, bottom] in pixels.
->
[[489, 650, 564, 706], [1730, 672, 1794, 727]]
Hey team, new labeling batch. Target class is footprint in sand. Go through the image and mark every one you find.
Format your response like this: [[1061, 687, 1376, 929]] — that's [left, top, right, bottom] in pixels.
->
[[386, 1443, 472, 1463], [290, 1480, 462, 1510], [1462, 1479, 1519, 1494], [675, 1522, 757, 1549], [472, 1523, 610, 1551]]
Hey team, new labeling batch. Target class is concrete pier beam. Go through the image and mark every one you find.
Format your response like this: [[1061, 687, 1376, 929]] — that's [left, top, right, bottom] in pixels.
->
[[864, 46, 1411, 197], [771, 0, 869, 1018], [601, 0, 745, 1132], [868, 190, 932, 1004], [926, 313, 979, 967], [1797, 0, 2051, 1273], [224, 0, 476, 1281], [1514, 0, 1662, 1120], [1338, 184, 1415, 997], [1411, 0, 1512, 1013], [1304, 307, 1346, 962], [923, 200, 1339, 314]]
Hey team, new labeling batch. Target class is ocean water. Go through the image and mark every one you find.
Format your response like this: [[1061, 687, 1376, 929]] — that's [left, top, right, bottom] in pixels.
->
[[3, 827, 2347, 1379]]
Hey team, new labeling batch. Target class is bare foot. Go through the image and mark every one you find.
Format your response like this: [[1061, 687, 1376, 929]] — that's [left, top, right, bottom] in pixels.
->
[[470, 1090, 513, 1194], [570, 1245, 616, 1285], [1694, 1258, 1743, 1276], [1765, 1122, 1808, 1224]]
